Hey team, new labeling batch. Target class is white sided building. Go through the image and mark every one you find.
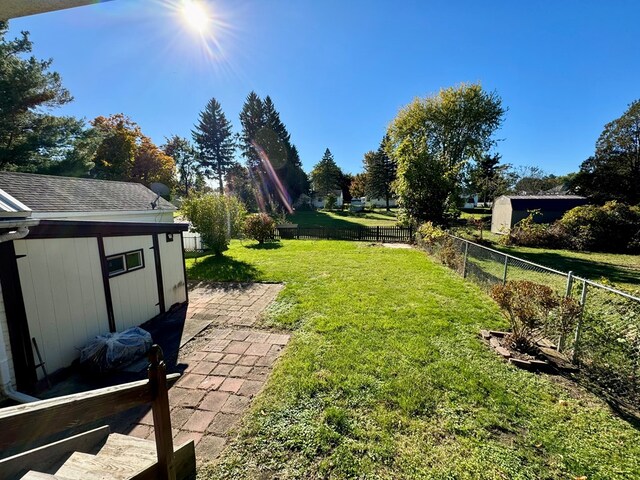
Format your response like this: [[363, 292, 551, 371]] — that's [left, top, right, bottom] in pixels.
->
[[0, 172, 188, 397]]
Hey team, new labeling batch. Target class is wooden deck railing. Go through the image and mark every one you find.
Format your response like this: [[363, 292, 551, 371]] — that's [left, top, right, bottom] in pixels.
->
[[0, 345, 180, 480]]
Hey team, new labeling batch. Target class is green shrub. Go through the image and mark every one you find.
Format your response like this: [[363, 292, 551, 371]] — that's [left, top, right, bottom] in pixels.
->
[[501, 210, 569, 249], [182, 193, 246, 255], [416, 221, 446, 245], [244, 213, 276, 244], [559, 201, 640, 253]]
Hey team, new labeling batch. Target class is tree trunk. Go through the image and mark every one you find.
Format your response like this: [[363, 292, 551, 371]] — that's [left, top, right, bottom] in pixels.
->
[[218, 169, 224, 195]]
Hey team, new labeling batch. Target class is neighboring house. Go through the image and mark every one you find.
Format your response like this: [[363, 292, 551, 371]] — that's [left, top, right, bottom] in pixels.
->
[[461, 194, 479, 209], [0, 172, 187, 395], [311, 190, 344, 209], [367, 197, 398, 208], [491, 195, 588, 234]]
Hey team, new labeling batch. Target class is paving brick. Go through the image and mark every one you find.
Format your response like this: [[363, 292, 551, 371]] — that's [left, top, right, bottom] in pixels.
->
[[200, 390, 230, 412], [203, 339, 231, 352], [168, 386, 190, 405], [183, 410, 218, 433], [129, 424, 153, 439], [221, 394, 251, 414], [244, 342, 271, 356], [237, 379, 264, 398], [196, 435, 226, 462], [236, 355, 259, 366], [204, 352, 224, 362], [171, 407, 194, 430], [230, 365, 252, 377], [219, 377, 244, 393], [192, 361, 217, 375], [138, 407, 154, 426], [226, 330, 250, 341], [178, 373, 208, 389], [207, 412, 240, 435], [220, 353, 241, 364], [248, 366, 271, 381], [268, 344, 285, 356], [245, 332, 270, 343], [186, 351, 207, 361], [212, 363, 234, 376], [176, 389, 205, 408], [224, 341, 251, 355], [255, 355, 279, 367], [173, 430, 203, 447], [268, 333, 290, 345], [198, 375, 226, 391]]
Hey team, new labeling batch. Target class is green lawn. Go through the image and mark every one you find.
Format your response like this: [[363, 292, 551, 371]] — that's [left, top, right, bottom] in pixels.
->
[[287, 209, 398, 227], [190, 241, 640, 479]]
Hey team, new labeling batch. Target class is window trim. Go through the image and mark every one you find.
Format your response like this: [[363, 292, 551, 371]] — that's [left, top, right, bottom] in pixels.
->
[[106, 248, 145, 278]]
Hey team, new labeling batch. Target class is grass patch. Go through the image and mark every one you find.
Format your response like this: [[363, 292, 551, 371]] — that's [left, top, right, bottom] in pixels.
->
[[287, 210, 397, 227], [191, 241, 640, 479]]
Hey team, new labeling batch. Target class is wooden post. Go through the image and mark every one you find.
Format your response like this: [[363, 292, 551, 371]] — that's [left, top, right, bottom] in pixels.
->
[[148, 345, 176, 480], [376, 226, 380, 242]]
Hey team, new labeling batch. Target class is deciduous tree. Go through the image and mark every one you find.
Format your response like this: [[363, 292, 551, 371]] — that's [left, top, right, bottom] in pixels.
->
[[573, 100, 640, 205], [387, 83, 505, 223], [164, 135, 200, 196]]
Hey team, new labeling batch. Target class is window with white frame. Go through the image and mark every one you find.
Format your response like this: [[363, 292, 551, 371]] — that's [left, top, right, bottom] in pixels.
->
[[106, 249, 144, 277]]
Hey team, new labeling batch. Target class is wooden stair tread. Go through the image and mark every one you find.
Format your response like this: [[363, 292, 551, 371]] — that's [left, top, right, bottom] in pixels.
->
[[54, 451, 137, 480], [20, 472, 67, 479], [96, 433, 157, 464]]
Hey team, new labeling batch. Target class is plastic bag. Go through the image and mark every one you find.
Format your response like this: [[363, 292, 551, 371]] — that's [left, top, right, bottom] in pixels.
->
[[80, 327, 153, 372]]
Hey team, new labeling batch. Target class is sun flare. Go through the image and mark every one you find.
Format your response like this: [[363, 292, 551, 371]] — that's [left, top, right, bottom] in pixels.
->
[[181, 0, 211, 33]]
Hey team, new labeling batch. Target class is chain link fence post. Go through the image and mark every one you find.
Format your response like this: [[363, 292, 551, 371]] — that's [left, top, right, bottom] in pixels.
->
[[502, 255, 508, 285], [572, 281, 588, 364], [565, 271, 574, 298], [462, 240, 469, 278]]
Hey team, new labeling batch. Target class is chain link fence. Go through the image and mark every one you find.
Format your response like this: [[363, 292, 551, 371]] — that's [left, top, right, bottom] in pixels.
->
[[419, 233, 640, 409]]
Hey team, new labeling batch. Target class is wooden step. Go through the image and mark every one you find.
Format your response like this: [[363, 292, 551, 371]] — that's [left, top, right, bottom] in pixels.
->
[[1, 426, 110, 480], [55, 451, 134, 480], [20, 472, 67, 479], [96, 433, 156, 465]]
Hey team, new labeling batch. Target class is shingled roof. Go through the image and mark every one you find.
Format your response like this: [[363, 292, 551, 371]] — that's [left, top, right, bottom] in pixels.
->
[[0, 172, 175, 213], [505, 195, 587, 210]]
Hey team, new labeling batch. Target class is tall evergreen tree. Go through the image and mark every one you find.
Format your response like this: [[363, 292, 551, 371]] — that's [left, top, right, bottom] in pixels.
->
[[311, 148, 342, 196], [365, 136, 397, 210], [0, 21, 83, 172], [192, 97, 236, 194], [238, 91, 265, 169]]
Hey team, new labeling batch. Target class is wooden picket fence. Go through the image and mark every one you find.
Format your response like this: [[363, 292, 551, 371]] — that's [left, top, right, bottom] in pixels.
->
[[272, 225, 414, 243]]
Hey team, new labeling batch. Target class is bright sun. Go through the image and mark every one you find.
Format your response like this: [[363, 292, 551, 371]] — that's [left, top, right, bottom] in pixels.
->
[[181, 0, 211, 33]]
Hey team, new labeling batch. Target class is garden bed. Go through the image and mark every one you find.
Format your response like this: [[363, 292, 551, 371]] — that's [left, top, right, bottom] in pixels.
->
[[480, 329, 577, 373]]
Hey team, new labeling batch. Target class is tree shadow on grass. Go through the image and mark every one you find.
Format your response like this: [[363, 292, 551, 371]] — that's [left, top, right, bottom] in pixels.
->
[[187, 254, 260, 282], [245, 242, 282, 250], [504, 250, 640, 287]]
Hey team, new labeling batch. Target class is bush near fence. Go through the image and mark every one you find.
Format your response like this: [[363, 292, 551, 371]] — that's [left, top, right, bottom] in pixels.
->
[[416, 230, 640, 410]]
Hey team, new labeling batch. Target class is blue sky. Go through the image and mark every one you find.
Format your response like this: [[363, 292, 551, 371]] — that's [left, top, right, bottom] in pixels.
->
[[8, 0, 640, 175]]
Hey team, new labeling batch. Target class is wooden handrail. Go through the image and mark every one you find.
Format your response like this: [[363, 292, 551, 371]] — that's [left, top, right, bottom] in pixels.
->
[[0, 346, 178, 456]]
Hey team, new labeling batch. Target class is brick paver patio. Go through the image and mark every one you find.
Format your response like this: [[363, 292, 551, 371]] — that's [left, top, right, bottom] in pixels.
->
[[124, 282, 288, 465]]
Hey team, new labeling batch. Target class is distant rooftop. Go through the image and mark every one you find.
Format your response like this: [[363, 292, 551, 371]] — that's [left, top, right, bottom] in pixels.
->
[[0, 172, 175, 213]]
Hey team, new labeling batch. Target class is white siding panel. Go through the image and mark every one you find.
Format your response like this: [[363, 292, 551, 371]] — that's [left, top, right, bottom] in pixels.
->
[[159, 234, 187, 309], [0, 282, 16, 389], [104, 235, 159, 331], [14, 238, 109, 378]]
